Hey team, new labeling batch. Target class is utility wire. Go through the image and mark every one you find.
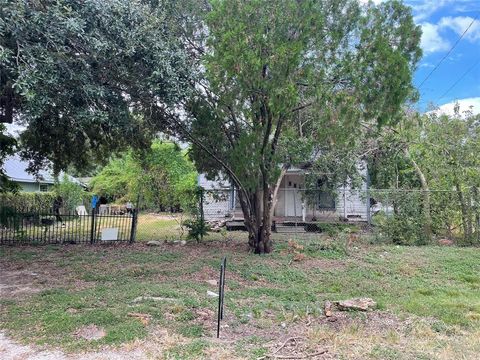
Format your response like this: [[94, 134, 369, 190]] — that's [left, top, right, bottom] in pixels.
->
[[438, 57, 480, 101], [418, 14, 478, 89]]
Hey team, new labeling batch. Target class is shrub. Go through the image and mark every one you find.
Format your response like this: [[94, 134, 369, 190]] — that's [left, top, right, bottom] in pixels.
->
[[53, 175, 85, 212], [183, 217, 210, 242], [0, 192, 57, 212], [0, 190, 92, 213]]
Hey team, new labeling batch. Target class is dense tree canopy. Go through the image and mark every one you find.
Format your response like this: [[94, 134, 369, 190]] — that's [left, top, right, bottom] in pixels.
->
[[1, 0, 423, 253], [369, 106, 480, 243], [0, 124, 16, 191], [184, 0, 422, 253], [0, 0, 192, 174]]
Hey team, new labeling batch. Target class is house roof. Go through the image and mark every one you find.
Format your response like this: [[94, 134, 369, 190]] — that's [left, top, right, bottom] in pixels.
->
[[3, 155, 84, 186]]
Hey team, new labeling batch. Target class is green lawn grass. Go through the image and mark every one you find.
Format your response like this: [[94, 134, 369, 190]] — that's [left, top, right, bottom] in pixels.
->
[[0, 234, 479, 359]]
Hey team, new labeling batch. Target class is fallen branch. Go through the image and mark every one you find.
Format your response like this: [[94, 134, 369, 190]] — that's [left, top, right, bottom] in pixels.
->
[[271, 337, 303, 356], [257, 337, 327, 360], [270, 350, 328, 359]]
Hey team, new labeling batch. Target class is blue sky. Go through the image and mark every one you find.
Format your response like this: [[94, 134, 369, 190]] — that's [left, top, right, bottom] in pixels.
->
[[403, 0, 480, 113]]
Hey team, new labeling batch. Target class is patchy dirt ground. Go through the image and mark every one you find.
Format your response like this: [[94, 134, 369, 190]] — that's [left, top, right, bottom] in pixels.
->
[[1, 240, 479, 359], [0, 331, 147, 360]]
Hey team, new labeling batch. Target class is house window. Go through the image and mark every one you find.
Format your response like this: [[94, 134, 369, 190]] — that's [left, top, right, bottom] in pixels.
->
[[39, 184, 49, 192], [317, 178, 335, 210]]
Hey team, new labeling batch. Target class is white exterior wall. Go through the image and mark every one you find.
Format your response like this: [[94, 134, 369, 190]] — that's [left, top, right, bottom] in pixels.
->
[[198, 174, 233, 219], [199, 166, 370, 222], [275, 165, 369, 222], [334, 163, 369, 221]]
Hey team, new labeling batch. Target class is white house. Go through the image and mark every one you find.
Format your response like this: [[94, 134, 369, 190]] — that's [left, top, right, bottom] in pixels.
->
[[199, 165, 370, 224]]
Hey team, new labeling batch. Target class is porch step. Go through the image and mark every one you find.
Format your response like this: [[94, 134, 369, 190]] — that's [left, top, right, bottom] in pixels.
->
[[275, 224, 306, 233], [226, 221, 246, 231]]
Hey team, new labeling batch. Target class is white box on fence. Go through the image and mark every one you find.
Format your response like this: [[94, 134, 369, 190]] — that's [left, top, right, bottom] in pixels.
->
[[101, 228, 119, 241]]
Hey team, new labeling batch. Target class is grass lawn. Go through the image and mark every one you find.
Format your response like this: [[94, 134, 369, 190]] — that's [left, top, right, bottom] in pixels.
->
[[0, 233, 479, 359]]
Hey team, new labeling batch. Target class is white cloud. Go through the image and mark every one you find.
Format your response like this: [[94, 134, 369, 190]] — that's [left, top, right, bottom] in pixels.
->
[[419, 15, 480, 55], [358, 0, 384, 5], [419, 62, 435, 68], [439, 16, 480, 42], [434, 97, 480, 116], [420, 22, 450, 54], [410, 0, 451, 22]]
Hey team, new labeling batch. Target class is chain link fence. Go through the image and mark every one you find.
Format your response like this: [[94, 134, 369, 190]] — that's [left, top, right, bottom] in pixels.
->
[[134, 187, 480, 245], [2, 187, 478, 245]]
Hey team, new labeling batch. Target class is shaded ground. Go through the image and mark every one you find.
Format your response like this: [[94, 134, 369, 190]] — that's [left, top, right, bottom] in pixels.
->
[[0, 235, 479, 359]]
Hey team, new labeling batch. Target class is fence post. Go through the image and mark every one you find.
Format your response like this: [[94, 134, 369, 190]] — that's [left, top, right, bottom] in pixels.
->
[[217, 256, 227, 338], [90, 209, 95, 244], [200, 188, 205, 242], [129, 209, 138, 244], [366, 171, 371, 226]]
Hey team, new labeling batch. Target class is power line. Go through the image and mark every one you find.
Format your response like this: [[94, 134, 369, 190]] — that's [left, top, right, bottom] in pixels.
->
[[418, 14, 478, 89], [438, 57, 480, 101]]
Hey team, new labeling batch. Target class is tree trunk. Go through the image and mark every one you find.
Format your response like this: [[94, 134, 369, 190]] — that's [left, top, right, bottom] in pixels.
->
[[237, 186, 273, 254], [405, 148, 432, 239], [455, 182, 472, 241], [270, 165, 288, 219], [473, 186, 480, 241]]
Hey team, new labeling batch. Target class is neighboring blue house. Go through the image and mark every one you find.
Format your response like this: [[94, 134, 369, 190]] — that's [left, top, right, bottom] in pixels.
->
[[3, 155, 84, 192]]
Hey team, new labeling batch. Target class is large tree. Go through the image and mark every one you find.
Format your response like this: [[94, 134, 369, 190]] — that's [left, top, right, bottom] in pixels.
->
[[0, 0, 193, 174], [183, 0, 422, 253], [370, 105, 480, 243]]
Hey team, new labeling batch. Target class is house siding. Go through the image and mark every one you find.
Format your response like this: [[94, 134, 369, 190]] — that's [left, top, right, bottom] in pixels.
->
[[16, 181, 53, 193], [198, 165, 370, 222], [198, 174, 234, 219]]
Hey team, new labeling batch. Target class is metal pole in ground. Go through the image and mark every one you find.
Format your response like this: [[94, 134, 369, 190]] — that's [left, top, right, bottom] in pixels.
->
[[366, 171, 371, 226], [129, 209, 138, 244], [90, 209, 95, 244], [216, 256, 226, 338], [220, 257, 226, 320], [200, 188, 205, 242]]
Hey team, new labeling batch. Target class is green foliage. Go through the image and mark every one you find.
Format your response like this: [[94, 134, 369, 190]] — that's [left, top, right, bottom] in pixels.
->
[[183, 217, 210, 243], [53, 175, 85, 213], [0, 190, 91, 213], [371, 191, 429, 245], [0, 124, 17, 192], [314, 222, 359, 237], [369, 106, 480, 244], [90, 154, 140, 202], [0, 205, 19, 229], [0, 192, 57, 212], [186, 0, 421, 251], [182, 188, 210, 242], [91, 141, 197, 211], [1, 0, 192, 174]]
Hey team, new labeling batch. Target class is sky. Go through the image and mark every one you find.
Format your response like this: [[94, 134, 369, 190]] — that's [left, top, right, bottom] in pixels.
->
[[402, 0, 480, 114]]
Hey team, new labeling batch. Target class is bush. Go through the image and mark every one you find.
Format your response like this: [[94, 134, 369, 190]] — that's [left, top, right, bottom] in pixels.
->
[[0, 192, 57, 212], [369, 190, 431, 245], [373, 212, 428, 245], [183, 217, 210, 242], [53, 175, 86, 212], [0, 189, 92, 213]]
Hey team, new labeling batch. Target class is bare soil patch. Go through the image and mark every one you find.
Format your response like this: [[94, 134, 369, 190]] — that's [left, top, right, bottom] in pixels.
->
[[74, 325, 106, 341], [0, 331, 146, 360]]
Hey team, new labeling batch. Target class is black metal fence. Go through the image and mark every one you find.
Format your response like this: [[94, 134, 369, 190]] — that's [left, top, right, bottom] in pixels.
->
[[0, 207, 137, 245]]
